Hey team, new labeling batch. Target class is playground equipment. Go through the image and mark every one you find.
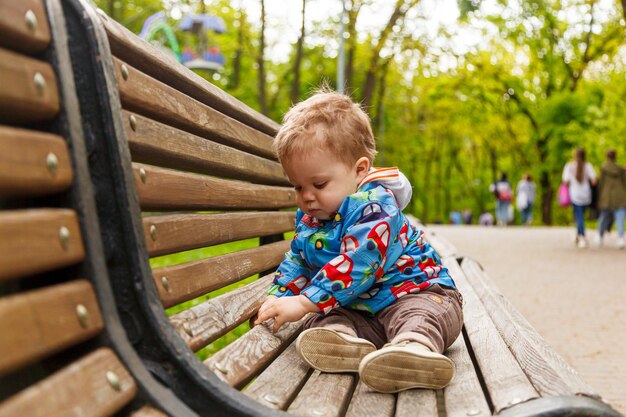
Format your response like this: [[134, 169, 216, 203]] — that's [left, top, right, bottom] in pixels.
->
[[179, 13, 226, 71], [139, 12, 181, 62]]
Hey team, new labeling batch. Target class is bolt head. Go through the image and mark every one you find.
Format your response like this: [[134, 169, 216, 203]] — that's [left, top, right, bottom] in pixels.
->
[[46, 152, 58, 176], [121, 64, 129, 80], [59, 226, 70, 250], [25, 10, 38, 33], [34, 72, 46, 95], [76, 304, 89, 328], [106, 371, 122, 391]]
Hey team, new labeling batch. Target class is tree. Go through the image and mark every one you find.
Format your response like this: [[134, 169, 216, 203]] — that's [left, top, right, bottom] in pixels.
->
[[257, 0, 268, 115], [291, 0, 306, 104]]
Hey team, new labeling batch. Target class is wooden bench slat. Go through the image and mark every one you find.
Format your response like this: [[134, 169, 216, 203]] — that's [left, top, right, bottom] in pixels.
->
[[0, 47, 59, 123], [144, 211, 295, 257], [203, 317, 305, 389], [443, 257, 538, 413], [0, 209, 85, 280], [244, 342, 312, 410], [101, 13, 279, 137], [344, 381, 395, 417], [128, 406, 168, 417], [287, 371, 356, 417], [0, 279, 104, 377], [395, 389, 438, 417], [461, 257, 598, 398], [133, 163, 295, 211], [170, 274, 273, 351], [442, 329, 492, 417], [0, 126, 72, 198], [124, 110, 288, 186], [114, 58, 276, 160], [0, 348, 137, 417], [155, 240, 289, 308], [0, 0, 51, 55]]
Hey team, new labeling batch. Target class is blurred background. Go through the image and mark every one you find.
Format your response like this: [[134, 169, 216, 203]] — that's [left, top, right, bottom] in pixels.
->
[[93, 0, 626, 226]]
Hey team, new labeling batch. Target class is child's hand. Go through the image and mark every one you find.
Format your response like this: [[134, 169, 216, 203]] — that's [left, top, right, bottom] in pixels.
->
[[254, 295, 319, 333], [258, 295, 278, 318]]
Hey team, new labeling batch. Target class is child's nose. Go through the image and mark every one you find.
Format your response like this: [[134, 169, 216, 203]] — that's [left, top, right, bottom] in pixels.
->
[[302, 189, 315, 202]]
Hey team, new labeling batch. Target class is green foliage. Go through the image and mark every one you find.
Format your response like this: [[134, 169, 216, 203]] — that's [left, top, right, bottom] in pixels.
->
[[98, 0, 625, 225]]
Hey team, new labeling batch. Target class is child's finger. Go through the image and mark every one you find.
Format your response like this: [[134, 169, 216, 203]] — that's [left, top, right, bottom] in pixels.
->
[[272, 315, 283, 333], [255, 306, 274, 325]]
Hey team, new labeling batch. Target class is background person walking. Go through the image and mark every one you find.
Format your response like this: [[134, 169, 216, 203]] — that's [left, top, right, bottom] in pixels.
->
[[562, 148, 597, 248], [597, 149, 626, 249], [489, 173, 513, 226], [516, 173, 536, 225]]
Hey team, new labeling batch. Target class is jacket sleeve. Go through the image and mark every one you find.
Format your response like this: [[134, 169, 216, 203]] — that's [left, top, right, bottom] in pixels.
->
[[267, 216, 314, 298], [300, 188, 405, 314]]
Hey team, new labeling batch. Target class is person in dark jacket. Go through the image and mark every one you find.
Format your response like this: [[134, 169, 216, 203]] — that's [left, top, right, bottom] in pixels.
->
[[597, 149, 626, 249]]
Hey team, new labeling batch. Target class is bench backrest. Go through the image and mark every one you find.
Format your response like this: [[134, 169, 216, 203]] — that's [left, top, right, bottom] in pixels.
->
[[0, 0, 197, 415]]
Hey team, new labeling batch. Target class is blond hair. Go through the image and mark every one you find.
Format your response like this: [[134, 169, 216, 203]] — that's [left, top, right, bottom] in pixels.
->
[[274, 88, 377, 166]]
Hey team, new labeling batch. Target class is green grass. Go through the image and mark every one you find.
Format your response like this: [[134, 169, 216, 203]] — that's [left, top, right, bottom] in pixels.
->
[[150, 238, 262, 361]]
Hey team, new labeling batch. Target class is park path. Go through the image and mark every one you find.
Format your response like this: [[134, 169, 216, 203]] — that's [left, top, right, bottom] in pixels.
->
[[427, 225, 626, 414]]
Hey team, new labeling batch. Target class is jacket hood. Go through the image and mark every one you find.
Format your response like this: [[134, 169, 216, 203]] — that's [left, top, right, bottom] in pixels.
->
[[601, 161, 624, 177]]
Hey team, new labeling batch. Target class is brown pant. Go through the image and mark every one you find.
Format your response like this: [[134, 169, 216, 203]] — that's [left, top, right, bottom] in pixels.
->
[[304, 285, 463, 353]]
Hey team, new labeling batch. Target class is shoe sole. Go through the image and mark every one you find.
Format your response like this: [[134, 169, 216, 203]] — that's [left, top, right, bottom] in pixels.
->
[[295, 328, 376, 373], [359, 348, 454, 393]]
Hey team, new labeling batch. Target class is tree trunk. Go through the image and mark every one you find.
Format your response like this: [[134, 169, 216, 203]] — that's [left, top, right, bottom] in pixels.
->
[[622, 0, 626, 20], [361, 0, 418, 112], [373, 59, 390, 138], [344, 0, 361, 95], [108, 0, 115, 20], [230, 8, 245, 90], [291, 0, 306, 104], [257, 0, 268, 115]]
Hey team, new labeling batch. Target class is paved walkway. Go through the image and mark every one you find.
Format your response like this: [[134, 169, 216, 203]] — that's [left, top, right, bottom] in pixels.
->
[[428, 225, 626, 414]]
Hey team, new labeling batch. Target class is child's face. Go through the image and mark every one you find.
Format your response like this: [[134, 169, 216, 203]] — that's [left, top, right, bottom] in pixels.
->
[[283, 150, 369, 220]]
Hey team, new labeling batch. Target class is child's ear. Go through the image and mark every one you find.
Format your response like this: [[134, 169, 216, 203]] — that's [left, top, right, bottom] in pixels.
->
[[354, 157, 371, 183]]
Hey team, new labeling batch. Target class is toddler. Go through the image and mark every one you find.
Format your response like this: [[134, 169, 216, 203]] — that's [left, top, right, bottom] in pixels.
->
[[255, 89, 463, 393]]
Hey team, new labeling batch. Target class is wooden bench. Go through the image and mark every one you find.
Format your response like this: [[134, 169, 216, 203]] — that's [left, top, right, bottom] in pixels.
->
[[1, 0, 622, 416], [0, 0, 197, 416]]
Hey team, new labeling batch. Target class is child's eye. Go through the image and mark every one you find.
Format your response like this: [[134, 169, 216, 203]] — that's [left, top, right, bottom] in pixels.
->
[[314, 182, 327, 189]]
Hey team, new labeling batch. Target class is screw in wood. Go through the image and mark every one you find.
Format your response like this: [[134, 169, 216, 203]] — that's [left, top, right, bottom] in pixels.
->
[[120, 64, 129, 80], [466, 410, 481, 416], [76, 304, 89, 328], [25, 10, 38, 33], [263, 394, 280, 405], [33, 72, 46, 95], [214, 362, 228, 374], [59, 226, 70, 250], [149, 225, 157, 241], [311, 408, 326, 416], [161, 276, 170, 292], [46, 152, 58, 176], [129, 114, 137, 131], [182, 322, 193, 337], [106, 371, 122, 391], [139, 167, 147, 183]]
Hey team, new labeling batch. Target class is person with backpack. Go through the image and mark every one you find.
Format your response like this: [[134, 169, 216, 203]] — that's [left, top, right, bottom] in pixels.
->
[[562, 148, 597, 248], [489, 173, 513, 226], [516, 173, 536, 225], [597, 149, 626, 249]]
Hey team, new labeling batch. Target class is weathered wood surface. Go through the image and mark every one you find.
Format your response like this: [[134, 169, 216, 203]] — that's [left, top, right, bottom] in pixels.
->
[[128, 406, 169, 417], [462, 257, 598, 398], [113, 58, 275, 160], [154, 240, 289, 308], [344, 381, 395, 417], [133, 163, 295, 211], [0, 48, 59, 123], [442, 330, 491, 417], [0, 209, 85, 280], [143, 211, 295, 257], [287, 371, 355, 417], [123, 110, 288, 186], [204, 317, 305, 389], [101, 13, 279, 136], [170, 275, 273, 351], [244, 342, 312, 410], [0, 348, 137, 417], [0, 126, 72, 198], [395, 389, 438, 417], [0, 0, 51, 55], [0, 280, 104, 376], [443, 257, 538, 413]]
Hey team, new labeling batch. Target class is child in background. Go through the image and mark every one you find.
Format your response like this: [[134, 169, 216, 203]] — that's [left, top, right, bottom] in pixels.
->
[[254, 89, 463, 393]]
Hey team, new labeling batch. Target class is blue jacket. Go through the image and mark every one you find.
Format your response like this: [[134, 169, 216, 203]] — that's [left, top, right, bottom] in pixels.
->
[[268, 169, 456, 315]]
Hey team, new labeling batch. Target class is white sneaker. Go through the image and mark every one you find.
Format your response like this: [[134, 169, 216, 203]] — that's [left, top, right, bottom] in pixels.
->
[[577, 237, 588, 249], [596, 234, 604, 247], [358, 341, 454, 393], [296, 328, 376, 373], [618, 238, 625, 249]]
